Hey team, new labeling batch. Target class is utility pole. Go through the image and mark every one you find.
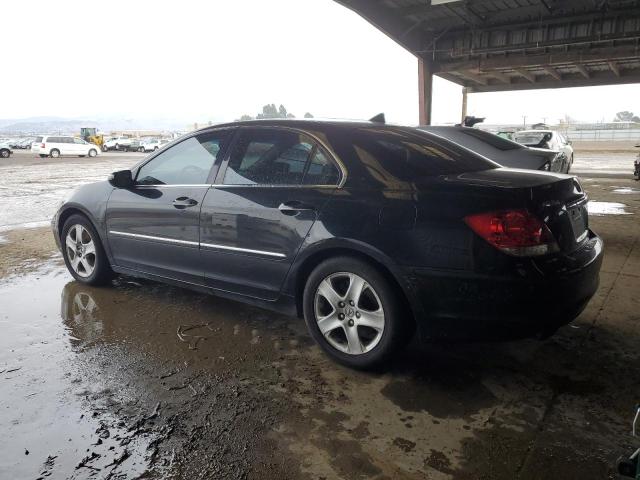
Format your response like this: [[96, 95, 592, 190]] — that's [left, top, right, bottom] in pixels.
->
[[522, 116, 527, 128]]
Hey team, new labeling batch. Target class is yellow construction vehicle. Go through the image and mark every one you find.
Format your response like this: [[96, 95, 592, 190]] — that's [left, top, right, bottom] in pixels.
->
[[80, 128, 104, 149]]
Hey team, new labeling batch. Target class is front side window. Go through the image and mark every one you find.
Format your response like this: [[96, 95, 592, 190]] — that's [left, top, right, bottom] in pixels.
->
[[136, 131, 229, 185], [224, 129, 315, 185]]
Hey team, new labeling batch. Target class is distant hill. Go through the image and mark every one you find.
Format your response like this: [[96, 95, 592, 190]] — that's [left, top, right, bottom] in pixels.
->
[[0, 116, 192, 134]]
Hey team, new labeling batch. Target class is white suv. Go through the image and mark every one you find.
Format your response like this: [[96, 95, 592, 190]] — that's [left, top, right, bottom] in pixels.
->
[[140, 138, 169, 152], [32, 135, 100, 158]]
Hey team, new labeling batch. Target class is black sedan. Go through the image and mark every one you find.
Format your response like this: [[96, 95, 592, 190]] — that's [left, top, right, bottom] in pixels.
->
[[52, 119, 603, 369]]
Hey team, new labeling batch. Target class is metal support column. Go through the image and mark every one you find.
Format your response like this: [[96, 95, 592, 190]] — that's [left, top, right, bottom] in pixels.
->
[[461, 87, 468, 124], [418, 57, 433, 125]]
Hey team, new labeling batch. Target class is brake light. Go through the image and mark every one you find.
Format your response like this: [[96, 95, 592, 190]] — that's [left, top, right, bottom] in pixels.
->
[[464, 209, 559, 257], [41, 143, 45, 148]]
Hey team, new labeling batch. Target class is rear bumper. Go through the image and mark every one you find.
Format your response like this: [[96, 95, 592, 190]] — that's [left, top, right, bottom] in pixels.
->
[[406, 230, 603, 341]]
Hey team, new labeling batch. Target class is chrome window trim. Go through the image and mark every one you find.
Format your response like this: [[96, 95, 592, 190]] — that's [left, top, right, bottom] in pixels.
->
[[133, 184, 211, 188], [109, 230, 285, 258]]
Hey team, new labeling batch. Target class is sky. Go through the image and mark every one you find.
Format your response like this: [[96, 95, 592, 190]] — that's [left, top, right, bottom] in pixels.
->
[[2, 0, 639, 126]]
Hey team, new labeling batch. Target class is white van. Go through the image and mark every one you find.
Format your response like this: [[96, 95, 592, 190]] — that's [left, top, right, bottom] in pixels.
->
[[32, 135, 100, 158]]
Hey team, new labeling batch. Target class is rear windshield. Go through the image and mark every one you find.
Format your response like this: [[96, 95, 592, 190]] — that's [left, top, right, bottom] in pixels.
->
[[458, 128, 522, 151], [514, 132, 549, 146], [340, 127, 497, 181]]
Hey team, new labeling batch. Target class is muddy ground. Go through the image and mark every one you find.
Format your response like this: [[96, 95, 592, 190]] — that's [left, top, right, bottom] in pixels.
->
[[0, 152, 639, 479]]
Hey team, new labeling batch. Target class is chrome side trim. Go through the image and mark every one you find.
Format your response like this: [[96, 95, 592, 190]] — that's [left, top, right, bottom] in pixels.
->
[[109, 230, 285, 258], [109, 230, 199, 247], [200, 242, 286, 258]]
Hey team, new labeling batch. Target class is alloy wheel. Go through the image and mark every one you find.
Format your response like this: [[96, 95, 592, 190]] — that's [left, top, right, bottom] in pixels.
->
[[314, 272, 385, 355], [65, 224, 97, 278]]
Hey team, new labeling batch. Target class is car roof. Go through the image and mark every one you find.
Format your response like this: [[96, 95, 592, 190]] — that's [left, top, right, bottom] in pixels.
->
[[193, 118, 402, 133]]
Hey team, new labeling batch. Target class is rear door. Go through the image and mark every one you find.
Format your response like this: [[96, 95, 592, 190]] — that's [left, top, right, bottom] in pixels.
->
[[106, 129, 231, 284], [199, 127, 342, 300]]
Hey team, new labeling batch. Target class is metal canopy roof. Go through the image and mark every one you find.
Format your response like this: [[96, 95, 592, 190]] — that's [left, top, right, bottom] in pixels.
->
[[334, 0, 640, 92]]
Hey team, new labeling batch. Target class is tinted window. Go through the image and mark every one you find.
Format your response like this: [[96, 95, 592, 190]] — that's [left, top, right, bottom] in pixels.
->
[[224, 129, 314, 185], [136, 131, 229, 185], [47, 137, 59, 143], [302, 148, 340, 185], [343, 128, 496, 181], [34, 136, 43, 143]]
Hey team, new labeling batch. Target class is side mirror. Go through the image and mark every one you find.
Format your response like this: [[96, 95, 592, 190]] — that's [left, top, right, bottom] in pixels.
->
[[108, 169, 133, 188]]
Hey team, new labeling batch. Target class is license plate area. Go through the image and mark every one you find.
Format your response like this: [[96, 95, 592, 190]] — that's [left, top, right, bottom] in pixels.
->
[[568, 203, 587, 242]]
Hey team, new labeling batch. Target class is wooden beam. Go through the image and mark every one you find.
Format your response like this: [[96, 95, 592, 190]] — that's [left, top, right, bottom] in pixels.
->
[[575, 64, 591, 79], [542, 65, 562, 80], [608, 61, 621, 77], [514, 68, 536, 83], [459, 71, 489, 85]]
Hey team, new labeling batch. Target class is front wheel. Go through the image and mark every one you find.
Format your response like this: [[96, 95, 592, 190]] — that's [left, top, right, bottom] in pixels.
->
[[61, 214, 114, 285], [50, 149, 60, 158], [303, 256, 412, 369], [0, 149, 10, 158], [88, 149, 97, 157]]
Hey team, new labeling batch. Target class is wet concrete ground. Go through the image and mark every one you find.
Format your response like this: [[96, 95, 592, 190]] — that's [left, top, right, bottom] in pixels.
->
[[0, 152, 639, 479]]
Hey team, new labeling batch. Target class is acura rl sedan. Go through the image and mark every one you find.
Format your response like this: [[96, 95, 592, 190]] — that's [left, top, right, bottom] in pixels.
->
[[52, 119, 603, 369]]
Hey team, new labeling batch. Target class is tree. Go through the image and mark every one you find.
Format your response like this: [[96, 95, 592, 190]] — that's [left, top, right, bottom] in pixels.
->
[[237, 104, 311, 121], [614, 111, 640, 122], [304, 112, 314, 118]]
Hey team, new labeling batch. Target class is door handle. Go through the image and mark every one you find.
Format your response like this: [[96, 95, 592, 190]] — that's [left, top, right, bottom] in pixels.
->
[[173, 197, 198, 209], [278, 201, 316, 216]]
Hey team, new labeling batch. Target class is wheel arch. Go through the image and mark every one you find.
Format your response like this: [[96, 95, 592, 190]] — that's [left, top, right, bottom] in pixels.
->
[[57, 205, 114, 263], [288, 241, 418, 333]]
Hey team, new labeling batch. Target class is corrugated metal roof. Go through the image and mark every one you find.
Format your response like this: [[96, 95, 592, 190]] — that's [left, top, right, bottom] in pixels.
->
[[335, 0, 640, 92]]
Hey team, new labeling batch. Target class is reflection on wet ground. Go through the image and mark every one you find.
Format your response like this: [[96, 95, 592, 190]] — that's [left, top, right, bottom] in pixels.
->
[[587, 200, 633, 215]]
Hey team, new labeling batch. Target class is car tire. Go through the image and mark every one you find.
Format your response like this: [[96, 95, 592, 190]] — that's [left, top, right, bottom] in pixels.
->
[[39, 154, 47, 158], [302, 256, 412, 369], [154, 147, 158, 151], [61, 214, 114, 286], [88, 149, 97, 158], [0, 149, 9, 158], [115, 144, 120, 151], [50, 149, 60, 158], [101, 145, 108, 152]]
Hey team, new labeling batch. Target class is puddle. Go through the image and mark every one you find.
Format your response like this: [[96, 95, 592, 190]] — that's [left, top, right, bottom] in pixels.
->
[[612, 187, 640, 194], [0, 265, 309, 479], [587, 201, 632, 216]]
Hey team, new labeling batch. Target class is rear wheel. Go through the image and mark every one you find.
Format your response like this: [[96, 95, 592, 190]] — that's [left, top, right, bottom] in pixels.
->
[[303, 256, 411, 369], [0, 149, 9, 158], [61, 214, 113, 286], [88, 149, 97, 158], [50, 149, 60, 158]]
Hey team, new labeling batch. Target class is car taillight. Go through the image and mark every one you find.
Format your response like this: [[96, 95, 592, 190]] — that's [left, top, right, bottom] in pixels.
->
[[41, 143, 45, 148], [464, 209, 559, 257]]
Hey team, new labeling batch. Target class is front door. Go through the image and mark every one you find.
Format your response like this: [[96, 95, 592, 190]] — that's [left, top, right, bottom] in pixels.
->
[[106, 129, 231, 284], [200, 127, 342, 300]]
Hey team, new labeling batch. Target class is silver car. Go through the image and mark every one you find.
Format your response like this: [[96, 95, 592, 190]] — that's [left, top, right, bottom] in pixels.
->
[[421, 126, 568, 173]]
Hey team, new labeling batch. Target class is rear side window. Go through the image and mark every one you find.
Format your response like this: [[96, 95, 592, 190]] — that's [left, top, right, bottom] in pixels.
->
[[136, 131, 229, 185], [34, 136, 43, 143], [224, 129, 314, 185], [302, 148, 340, 185], [344, 128, 496, 181]]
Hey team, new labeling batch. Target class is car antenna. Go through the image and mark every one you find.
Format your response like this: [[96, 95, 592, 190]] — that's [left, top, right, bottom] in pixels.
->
[[369, 113, 386, 124]]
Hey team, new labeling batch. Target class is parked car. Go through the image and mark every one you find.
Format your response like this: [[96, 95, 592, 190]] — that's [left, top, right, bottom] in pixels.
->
[[52, 119, 602, 369], [102, 137, 133, 152], [421, 126, 564, 172], [31, 135, 100, 158], [139, 138, 169, 152], [513, 130, 574, 173], [0, 141, 13, 158]]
